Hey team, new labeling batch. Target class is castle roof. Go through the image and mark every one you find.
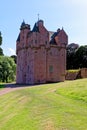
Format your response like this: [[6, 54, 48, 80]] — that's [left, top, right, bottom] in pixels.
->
[[51, 32, 58, 39], [21, 20, 25, 27], [17, 34, 20, 42], [50, 29, 60, 45], [32, 20, 44, 32], [32, 23, 39, 32], [20, 20, 30, 30]]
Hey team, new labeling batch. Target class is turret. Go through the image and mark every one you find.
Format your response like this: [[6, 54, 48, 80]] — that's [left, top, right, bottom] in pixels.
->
[[20, 20, 30, 30], [20, 20, 30, 43], [16, 21, 31, 54]]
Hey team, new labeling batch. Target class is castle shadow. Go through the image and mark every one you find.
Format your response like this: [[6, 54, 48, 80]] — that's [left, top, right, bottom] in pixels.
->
[[4, 82, 60, 88]]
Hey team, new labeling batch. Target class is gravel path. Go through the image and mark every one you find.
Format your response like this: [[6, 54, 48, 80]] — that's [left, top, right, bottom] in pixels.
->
[[0, 84, 31, 96], [0, 87, 23, 96]]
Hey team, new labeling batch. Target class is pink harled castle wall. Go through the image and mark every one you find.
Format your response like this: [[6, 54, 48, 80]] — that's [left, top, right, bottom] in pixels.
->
[[16, 20, 68, 84]]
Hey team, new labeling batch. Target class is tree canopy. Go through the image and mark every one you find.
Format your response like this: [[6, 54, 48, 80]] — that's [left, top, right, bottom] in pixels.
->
[[10, 55, 17, 64], [0, 56, 16, 82], [0, 32, 2, 46], [67, 44, 87, 69], [0, 32, 4, 55], [0, 47, 4, 56]]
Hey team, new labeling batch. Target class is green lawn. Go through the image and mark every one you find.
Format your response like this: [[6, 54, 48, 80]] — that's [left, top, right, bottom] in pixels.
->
[[0, 79, 87, 130]]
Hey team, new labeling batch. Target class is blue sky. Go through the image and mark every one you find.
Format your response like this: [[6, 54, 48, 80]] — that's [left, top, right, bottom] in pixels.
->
[[0, 0, 87, 56]]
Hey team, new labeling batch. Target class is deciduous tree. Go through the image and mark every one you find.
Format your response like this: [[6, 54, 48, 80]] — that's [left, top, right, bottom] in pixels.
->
[[0, 32, 4, 55], [0, 56, 16, 82], [0, 32, 2, 46]]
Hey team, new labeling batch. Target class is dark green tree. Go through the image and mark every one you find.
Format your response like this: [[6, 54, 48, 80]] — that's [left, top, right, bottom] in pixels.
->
[[75, 46, 87, 68], [0, 56, 16, 82], [67, 44, 87, 69], [0, 32, 4, 55], [0, 47, 3, 55], [0, 32, 2, 45], [66, 43, 79, 69], [10, 55, 17, 64]]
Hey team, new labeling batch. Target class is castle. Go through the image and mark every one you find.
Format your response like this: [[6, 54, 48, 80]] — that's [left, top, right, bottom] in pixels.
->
[[16, 19, 68, 84]]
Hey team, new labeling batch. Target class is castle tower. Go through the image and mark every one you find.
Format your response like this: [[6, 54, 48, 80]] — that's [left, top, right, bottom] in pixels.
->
[[49, 28, 68, 82], [26, 20, 49, 84], [16, 20, 68, 84], [16, 21, 30, 84]]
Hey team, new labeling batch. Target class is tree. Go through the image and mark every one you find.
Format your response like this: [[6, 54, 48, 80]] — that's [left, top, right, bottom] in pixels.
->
[[66, 43, 79, 69], [0, 32, 2, 46], [0, 32, 4, 55], [0, 56, 16, 82], [10, 55, 17, 64], [67, 44, 87, 69], [0, 47, 4, 55], [75, 46, 87, 68]]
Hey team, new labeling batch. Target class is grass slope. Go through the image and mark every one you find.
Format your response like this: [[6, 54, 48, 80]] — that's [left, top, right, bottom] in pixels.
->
[[0, 79, 87, 130]]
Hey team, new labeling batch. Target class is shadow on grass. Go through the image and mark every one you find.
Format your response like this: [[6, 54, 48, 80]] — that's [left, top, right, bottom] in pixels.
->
[[0, 84, 5, 88], [3, 81, 59, 88], [3, 83, 34, 88]]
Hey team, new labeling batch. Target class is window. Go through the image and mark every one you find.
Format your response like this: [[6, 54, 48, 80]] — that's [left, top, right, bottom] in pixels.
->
[[35, 51, 37, 53], [49, 65, 53, 73], [28, 65, 29, 72], [45, 41, 47, 44], [24, 74, 26, 78], [50, 52, 52, 55], [35, 40, 37, 44]]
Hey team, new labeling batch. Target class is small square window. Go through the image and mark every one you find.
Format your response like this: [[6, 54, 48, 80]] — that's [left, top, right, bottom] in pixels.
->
[[49, 65, 53, 73]]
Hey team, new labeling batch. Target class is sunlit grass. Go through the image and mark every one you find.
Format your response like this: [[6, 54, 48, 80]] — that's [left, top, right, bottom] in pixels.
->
[[0, 79, 87, 130], [56, 79, 87, 102]]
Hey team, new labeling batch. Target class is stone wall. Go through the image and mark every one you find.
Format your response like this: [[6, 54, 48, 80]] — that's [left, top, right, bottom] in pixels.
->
[[65, 71, 80, 80], [80, 68, 87, 78], [66, 68, 87, 80]]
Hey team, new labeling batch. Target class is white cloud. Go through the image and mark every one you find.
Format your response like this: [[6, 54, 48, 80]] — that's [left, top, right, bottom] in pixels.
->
[[8, 48, 16, 56]]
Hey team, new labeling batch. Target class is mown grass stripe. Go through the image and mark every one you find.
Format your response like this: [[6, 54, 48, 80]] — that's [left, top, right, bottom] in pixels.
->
[[0, 79, 87, 130]]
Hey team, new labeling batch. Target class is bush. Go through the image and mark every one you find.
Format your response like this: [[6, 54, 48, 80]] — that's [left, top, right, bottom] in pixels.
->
[[67, 69, 80, 73]]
